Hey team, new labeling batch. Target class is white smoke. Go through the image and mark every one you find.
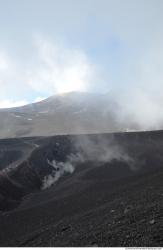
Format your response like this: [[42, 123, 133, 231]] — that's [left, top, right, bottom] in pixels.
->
[[74, 135, 134, 165], [42, 136, 134, 189], [42, 153, 83, 189]]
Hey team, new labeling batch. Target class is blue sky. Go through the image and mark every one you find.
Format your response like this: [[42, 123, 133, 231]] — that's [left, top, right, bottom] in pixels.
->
[[0, 0, 163, 108]]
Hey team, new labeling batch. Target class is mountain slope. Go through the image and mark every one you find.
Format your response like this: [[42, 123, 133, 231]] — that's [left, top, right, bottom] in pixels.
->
[[0, 130, 163, 246], [1, 130, 163, 210], [0, 92, 135, 139]]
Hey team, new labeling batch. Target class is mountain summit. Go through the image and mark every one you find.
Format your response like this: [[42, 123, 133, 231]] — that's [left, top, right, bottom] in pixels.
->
[[0, 92, 135, 139]]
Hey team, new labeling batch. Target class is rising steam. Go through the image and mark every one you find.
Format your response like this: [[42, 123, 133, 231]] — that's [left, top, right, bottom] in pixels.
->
[[42, 136, 134, 189], [42, 152, 83, 189]]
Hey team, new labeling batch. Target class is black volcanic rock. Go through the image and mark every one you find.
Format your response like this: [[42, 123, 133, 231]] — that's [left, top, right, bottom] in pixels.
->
[[0, 131, 163, 246], [1, 130, 163, 211]]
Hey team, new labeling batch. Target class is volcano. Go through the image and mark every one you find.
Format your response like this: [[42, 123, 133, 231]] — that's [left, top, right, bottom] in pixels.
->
[[0, 92, 139, 139], [0, 93, 162, 247]]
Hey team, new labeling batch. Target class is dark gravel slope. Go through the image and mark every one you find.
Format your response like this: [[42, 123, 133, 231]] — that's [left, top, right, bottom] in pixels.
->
[[0, 131, 162, 247]]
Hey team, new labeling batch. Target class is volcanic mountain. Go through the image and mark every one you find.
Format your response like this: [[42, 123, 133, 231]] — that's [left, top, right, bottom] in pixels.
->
[[0, 92, 162, 247], [0, 92, 137, 139]]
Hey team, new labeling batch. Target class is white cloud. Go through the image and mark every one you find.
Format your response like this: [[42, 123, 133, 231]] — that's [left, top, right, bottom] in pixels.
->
[[0, 99, 28, 109], [0, 53, 8, 71], [0, 37, 98, 108], [0, 49, 32, 102], [26, 37, 96, 95], [114, 40, 163, 130]]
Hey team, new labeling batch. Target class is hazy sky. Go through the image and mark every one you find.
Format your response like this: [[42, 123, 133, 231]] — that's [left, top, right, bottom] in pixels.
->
[[0, 0, 163, 107]]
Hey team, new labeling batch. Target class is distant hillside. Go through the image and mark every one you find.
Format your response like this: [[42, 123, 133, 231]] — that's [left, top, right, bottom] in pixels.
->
[[0, 92, 138, 139]]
